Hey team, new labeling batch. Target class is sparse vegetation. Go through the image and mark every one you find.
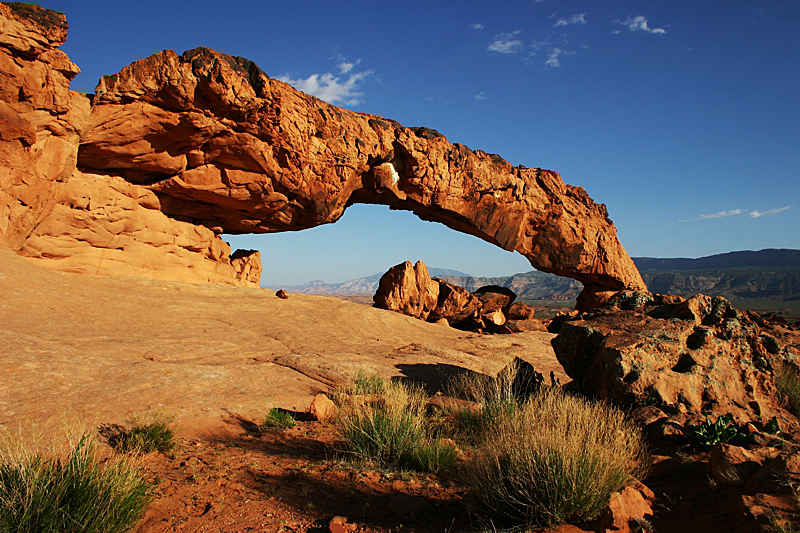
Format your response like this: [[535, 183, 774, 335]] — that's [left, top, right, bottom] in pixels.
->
[[261, 408, 296, 431], [334, 374, 457, 473], [776, 363, 800, 416], [460, 386, 648, 530], [685, 413, 749, 447], [116, 412, 176, 454], [0, 434, 151, 533]]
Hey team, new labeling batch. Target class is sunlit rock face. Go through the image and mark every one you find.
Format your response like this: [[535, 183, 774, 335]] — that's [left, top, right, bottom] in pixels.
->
[[1, 4, 646, 300]]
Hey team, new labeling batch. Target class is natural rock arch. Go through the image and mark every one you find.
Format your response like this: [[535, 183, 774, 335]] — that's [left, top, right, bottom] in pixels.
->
[[0, 5, 645, 306]]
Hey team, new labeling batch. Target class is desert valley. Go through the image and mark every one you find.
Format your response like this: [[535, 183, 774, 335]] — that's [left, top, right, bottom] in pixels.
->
[[1, 3, 800, 533]]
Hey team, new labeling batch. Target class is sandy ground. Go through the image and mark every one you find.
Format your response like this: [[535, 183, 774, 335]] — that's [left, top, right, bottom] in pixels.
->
[[0, 248, 565, 434]]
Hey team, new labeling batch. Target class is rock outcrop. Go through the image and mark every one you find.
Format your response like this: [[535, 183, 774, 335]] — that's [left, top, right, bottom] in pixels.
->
[[551, 292, 796, 424], [0, 3, 88, 250], [0, 4, 646, 300]]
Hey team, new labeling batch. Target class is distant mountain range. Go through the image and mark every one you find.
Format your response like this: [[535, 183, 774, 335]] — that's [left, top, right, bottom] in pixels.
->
[[277, 249, 800, 304]]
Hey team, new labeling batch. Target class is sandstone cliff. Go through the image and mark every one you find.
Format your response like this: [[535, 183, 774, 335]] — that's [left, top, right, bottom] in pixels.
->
[[0, 4, 646, 301]]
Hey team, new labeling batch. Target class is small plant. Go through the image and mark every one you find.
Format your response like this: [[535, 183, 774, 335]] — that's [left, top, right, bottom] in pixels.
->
[[776, 363, 800, 416], [685, 413, 749, 447], [0, 434, 151, 533], [116, 412, 176, 453], [261, 408, 295, 431], [461, 386, 648, 530]]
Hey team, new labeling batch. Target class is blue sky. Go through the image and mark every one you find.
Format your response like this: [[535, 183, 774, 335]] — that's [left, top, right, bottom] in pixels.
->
[[48, 1, 799, 286]]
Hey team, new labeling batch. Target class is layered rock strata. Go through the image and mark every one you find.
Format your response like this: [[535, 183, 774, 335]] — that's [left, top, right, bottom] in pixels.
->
[[0, 4, 646, 299]]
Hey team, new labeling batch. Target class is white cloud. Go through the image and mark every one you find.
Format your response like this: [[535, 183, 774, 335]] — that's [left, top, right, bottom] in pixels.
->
[[748, 206, 792, 218], [471, 23, 485, 30], [474, 91, 487, 100], [620, 16, 666, 34], [554, 13, 587, 27], [277, 69, 374, 106], [337, 58, 360, 74], [679, 209, 744, 222], [544, 47, 575, 68], [488, 31, 524, 54]]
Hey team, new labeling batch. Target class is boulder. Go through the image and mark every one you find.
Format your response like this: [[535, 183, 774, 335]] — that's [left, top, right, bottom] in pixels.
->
[[0, 5, 646, 303], [551, 293, 795, 424], [428, 280, 482, 328], [507, 301, 534, 320], [373, 260, 439, 320], [309, 393, 338, 422]]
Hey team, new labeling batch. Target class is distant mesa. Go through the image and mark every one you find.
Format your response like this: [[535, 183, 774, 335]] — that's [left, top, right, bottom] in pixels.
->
[[0, 3, 644, 306]]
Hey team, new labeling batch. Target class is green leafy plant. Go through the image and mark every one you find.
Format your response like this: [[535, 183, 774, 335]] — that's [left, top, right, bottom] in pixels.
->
[[0, 435, 151, 533], [116, 412, 176, 454], [261, 408, 296, 431], [461, 386, 648, 530], [685, 413, 749, 447]]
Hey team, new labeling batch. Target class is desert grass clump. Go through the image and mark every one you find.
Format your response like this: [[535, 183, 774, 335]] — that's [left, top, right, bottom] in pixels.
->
[[461, 386, 648, 530], [0, 434, 151, 533], [116, 412, 176, 454], [261, 407, 296, 431], [776, 363, 800, 416], [334, 375, 456, 473]]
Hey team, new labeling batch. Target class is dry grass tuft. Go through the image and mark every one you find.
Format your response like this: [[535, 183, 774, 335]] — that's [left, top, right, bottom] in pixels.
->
[[461, 386, 649, 530]]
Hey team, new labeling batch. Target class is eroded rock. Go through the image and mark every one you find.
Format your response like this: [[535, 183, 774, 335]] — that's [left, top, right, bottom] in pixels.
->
[[551, 293, 795, 424]]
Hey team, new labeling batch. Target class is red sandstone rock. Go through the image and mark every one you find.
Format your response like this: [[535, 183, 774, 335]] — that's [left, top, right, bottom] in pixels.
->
[[592, 482, 654, 533], [0, 3, 88, 251], [275, 289, 289, 299], [373, 260, 439, 320], [309, 393, 338, 422], [552, 293, 795, 424], [507, 301, 534, 320], [328, 516, 356, 533], [0, 7, 646, 302]]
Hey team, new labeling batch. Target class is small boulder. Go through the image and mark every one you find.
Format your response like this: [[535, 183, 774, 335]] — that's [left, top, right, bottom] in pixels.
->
[[275, 289, 289, 299], [592, 481, 654, 533], [507, 301, 534, 320], [329, 516, 357, 533], [309, 393, 338, 422]]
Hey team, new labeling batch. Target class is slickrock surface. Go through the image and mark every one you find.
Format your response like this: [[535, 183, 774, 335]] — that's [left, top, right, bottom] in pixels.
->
[[0, 248, 565, 432], [0, 4, 645, 303]]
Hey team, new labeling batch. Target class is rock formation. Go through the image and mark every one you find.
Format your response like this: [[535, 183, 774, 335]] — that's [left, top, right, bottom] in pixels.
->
[[0, 4, 646, 301], [374, 259, 541, 332], [551, 292, 796, 424]]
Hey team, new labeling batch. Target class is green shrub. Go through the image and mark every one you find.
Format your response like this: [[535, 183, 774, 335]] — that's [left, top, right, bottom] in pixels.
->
[[116, 413, 176, 454], [685, 413, 749, 447], [335, 376, 457, 473], [776, 363, 800, 416], [461, 386, 648, 530], [261, 408, 296, 431], [0, 435, 151, 533]]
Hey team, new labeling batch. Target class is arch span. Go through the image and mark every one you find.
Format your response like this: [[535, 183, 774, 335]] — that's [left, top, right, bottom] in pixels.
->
[[12, 43, 645, 306]]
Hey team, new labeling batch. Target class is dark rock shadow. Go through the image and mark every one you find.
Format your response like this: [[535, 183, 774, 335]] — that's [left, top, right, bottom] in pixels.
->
[[393, 363, 485, 395]]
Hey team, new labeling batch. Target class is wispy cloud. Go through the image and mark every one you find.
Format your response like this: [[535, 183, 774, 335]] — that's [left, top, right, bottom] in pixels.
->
[[748, 206, 792, 218], [554, 13, 587, 27], [680, 206, 793, 222], [278, 61, 373, 106], [336, 58, 360, 74], [545, 48, 575, 67], [488, 31, 524, 54], [471, 23, 485, 30], [619, 15, 666, 34], [679, 209, 744, 222], [474, 91, 487, 100]]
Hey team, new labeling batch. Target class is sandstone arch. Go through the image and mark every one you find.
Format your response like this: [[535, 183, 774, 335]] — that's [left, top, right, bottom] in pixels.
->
[[1, 5, 645, 306]]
